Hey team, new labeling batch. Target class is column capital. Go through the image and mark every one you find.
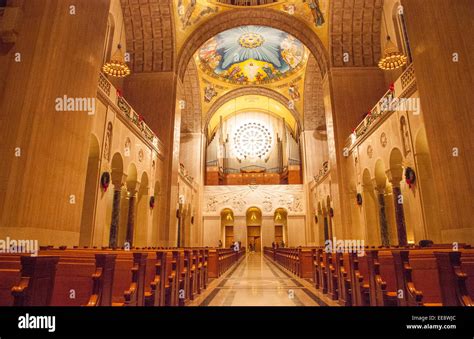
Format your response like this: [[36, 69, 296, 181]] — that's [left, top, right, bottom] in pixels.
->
[[371, 178, 385, 193], [111, 171, 127, 188], [126, 180, 141, 195], [385, 168, 403, 187]]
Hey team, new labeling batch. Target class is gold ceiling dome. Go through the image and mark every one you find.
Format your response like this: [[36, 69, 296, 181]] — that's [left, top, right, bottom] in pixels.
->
[[378, 36, 407, 71], [102, 44, 131, 78]]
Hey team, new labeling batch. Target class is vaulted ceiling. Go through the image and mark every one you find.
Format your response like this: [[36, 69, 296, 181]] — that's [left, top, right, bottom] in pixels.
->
[[330, 0, 383, 67], [121, 0, 383, 135], [121, 0, 175, 72]]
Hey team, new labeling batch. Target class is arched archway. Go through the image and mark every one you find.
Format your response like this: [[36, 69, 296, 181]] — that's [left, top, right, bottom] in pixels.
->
[[176, 9, 329, 80], [374, 159, 391, 246], [273, 207, 288, 247], [119, 162, 138, 246], [246, 206, 262, 252], [414, 128, 440, 243], [316, 202, 324, 244], [205, 87, 303, 136], [135, 171, 150, 247], [108, 152, 125, 247], [221, 208, 234, 248], [79, 134, 100, 247], [151, 181, 161, 246], [361, 168, 380, 246], [388, 147, 411, 245]]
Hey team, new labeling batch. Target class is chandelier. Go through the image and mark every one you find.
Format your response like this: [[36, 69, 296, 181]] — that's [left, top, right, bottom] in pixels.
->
[[378, 8, 407, 71], [102, 20, 131, 78], [102, 44, 131, 77], [378, 36, 408, 70]]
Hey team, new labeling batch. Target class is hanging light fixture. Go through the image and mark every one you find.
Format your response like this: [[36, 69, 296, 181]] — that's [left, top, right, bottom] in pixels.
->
[[102, 20, 131, 77], [378, 7, 407, 71]]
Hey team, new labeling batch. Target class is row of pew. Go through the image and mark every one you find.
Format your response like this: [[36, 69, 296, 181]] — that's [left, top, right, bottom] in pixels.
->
[[264, 245, 474, 306], [0, 246, 245, 306]]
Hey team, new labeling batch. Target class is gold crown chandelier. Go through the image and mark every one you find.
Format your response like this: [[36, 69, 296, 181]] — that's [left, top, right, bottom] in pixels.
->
[[378, 7, 407, 71], [102, 44, 131, 77], [102, 20, 131, 78]]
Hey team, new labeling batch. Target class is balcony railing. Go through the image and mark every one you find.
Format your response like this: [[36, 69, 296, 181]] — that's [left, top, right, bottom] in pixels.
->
[[97, 73, 164, 157], [347, 64, 417, 149]]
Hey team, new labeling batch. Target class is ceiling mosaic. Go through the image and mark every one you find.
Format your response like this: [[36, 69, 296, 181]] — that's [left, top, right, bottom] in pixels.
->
[[197, 26, 308, 85], [174, 0, 330, 54]]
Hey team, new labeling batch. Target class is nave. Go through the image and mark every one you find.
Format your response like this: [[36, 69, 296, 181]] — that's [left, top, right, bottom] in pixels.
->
[[189, 252, 335, 306]]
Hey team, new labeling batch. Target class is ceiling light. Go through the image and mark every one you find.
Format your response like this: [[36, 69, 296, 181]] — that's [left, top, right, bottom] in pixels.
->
[[102, 44, 131, 78]]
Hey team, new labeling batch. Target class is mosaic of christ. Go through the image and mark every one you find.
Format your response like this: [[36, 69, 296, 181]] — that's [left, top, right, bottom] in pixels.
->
[[198, 26, 307, 85]]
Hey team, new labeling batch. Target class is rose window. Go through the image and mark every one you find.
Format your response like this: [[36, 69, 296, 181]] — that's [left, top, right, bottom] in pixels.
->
[[233, 122, 273, 159]]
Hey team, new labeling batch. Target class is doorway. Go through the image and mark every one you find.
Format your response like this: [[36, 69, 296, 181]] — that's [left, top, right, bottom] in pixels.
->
[[225, 226, 234, 248], [247, 226, 261, 252], [246, 206, 262, 252]]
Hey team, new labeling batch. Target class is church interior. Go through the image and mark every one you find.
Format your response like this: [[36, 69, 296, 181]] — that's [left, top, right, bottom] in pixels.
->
[[0, 0, 473, 314]]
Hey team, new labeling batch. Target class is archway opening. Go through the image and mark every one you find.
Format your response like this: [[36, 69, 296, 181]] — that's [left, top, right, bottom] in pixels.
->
[[246, 206, 262, 252], [79, 134, 100, 247], [135, 171, 150, 247], [414, 128, 440, 243], [273, 207, 288, 247], [221, 208, 235, 248]]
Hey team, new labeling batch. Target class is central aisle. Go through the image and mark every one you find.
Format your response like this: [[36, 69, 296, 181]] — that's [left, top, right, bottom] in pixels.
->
[[190, 252, 336, 306]]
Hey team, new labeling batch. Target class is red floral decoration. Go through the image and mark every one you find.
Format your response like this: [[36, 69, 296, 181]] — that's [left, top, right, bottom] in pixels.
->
[[389, 83, 395, 93], [116, 89, 123, 98], [329, 208, 334, 218], [100, 172, 111, 192], [149, 196, 155, 209], [405, 167, 416, 188]]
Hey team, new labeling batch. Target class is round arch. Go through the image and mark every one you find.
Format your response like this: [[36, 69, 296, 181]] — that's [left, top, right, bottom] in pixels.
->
[[221, 208, 235, 248], [111, 152, 124, 174], [205, 87, 303, 136], [374, 159, 387, 188], [79, 134, 101, 247], [177, 8, 329, 81], [135, 171, 150, 247], [389, 147, 404, 178]]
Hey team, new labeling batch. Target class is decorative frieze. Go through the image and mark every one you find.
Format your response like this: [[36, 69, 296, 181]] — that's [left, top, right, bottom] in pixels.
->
[[204, 184, 305, 216]]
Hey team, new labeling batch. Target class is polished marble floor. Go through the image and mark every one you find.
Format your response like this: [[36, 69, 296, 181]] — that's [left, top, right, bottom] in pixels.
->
[[188, 252, 339, 306]]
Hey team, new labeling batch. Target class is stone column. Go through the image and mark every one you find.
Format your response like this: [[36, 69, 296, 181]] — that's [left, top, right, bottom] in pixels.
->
[[321, 68, 386, 240], [124, 73, 181, 246], [0, 0, 111, 246], [109, 172, 126, 248], [125, 181, 140, 247], [386, 170, 408, 246], [401, 0, 474, 244], [374, 185, 390, 247]]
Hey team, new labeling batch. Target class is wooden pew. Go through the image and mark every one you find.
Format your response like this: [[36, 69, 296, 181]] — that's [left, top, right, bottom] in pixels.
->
[[366, 250, 398, 306], [0, 255, 59, 306], [317, 248, 328, 294], [115, 252, 148, 306], [348, 252, 370, 306], [434, 250, 474, 306], [0, 254, 21, 306], [335, 252, 352, 306], [392, 249, 442, 306], [41, 248, 146, 307], [144, 251, 166, 306], [325, 251, 338, 300]]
